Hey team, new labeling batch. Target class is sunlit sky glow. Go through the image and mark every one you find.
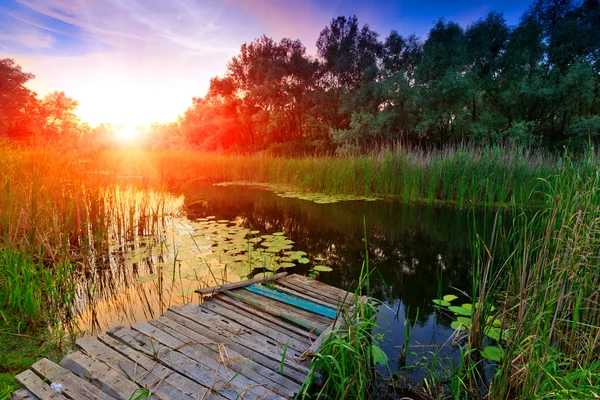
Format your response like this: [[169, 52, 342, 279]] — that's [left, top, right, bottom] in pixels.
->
[[1, 0, 531, 126]]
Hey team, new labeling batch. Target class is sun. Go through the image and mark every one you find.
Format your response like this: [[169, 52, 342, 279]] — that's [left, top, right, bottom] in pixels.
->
[[115, 124, 141, 142]]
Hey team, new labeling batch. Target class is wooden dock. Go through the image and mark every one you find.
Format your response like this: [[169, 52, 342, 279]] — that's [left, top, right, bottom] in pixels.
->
[[12, 274, 356, 400]]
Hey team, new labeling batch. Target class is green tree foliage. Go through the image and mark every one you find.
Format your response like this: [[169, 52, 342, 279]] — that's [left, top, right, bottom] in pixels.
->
[[178, 1, 598, 152]]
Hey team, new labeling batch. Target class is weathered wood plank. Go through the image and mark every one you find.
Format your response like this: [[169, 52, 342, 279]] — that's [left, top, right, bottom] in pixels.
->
[[278, 275, 354, 306], [287, 275, 356, 303], [199, 300, 309, 352], [235, 289, 333, 328], [132, 320, 294, 398], [196, 273, 287, 295], [10, 388, 38, 400], [274, 278, 343, 308], [146, 317, 301, 397], [60, 351, 145, 400], [273, 284, 347, 310], [213, 295, 318, 341], [31, 358, 114, 400], [78, 335, 212, 400], [165, 307, 309, 382], [109, 326, 284, 400], [176, 304, 311, 372], [222, 290, 327, 335], [244, 284, 338, 319], [15, 370, 67, 400]]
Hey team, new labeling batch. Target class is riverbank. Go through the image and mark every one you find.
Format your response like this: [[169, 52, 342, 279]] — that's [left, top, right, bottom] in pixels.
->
[[1, 143, 598, 398]]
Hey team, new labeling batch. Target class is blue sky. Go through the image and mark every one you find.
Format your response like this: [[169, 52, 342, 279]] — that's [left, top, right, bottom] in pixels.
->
[[0, 0, 533, 125]]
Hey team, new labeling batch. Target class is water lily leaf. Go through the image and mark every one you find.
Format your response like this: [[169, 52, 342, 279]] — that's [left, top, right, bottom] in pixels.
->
[[433, 299, 451, 307], [278, 262, 296, 268], [298, 258, 310, 264], [136, 274, 158, 283], [480, 346, 504, 362], [371, 344, 388, 365], [312, 265, 332, 272], [451, 321, 467, 331], [462, 303, 473, 311], [443, 294, 458, 302], [272, 232, 285, 236], [313, 257, 326, 261], [448, 306, 472, 316], [484, 327, 508, 341]]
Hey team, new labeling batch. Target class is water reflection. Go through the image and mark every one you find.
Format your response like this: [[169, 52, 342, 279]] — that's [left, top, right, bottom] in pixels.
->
[[73, 181, 495, 376]]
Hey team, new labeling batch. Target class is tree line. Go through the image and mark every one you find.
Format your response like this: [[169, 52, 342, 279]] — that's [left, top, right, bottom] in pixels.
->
[[2, 0, 599, 153]]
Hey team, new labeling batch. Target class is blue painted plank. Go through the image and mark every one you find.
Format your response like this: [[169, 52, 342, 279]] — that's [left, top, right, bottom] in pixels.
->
[[244, 284, 338, 319]]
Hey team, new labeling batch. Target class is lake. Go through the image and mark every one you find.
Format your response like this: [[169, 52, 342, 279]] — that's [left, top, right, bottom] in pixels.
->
[[72, 181, 495, 382]]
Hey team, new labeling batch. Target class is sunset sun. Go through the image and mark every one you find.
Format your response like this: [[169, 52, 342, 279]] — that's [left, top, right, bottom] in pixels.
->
[[115, 124, 141, 142]]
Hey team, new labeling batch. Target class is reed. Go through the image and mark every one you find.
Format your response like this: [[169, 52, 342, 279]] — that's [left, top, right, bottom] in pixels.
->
[[489, 151, 600, 399]]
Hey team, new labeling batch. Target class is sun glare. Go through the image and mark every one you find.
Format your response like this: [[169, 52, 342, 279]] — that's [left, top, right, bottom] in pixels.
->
[[115, 124, 140, 142]]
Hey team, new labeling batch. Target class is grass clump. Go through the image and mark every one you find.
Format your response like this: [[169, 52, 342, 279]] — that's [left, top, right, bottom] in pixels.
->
[[300, 277, 381, 399], [490, 155, 600, 399]]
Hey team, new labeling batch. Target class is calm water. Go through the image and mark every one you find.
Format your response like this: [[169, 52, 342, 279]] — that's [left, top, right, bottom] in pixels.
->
[[73, 181, 496, 379]]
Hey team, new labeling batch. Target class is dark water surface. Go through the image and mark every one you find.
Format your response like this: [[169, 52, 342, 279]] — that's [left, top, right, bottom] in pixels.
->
[[74, 181, 495, 379]]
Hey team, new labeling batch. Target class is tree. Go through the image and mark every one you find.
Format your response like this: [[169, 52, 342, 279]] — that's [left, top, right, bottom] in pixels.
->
[[39, 91, 80, 140], [0, 58, 38, 140]]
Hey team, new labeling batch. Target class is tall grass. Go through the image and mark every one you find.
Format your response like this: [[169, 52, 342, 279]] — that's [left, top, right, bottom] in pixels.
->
[[0, 144, 181, 332], [116, 144, 579, 207], [489, 152, 600, 399], [300, 227, 381, 400]]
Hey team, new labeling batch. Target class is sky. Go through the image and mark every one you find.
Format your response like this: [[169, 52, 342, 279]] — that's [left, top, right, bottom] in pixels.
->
[[0, 0, 532, 126]]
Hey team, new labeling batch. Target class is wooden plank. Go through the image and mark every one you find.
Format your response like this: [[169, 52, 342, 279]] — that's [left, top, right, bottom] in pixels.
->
[[77, 336, 211, 400], [199, 300, 309, 352], [161, 310, 307, 384], [244, 284, 338, 319], [277, 276, 354, 309], [287, 275, 356, 302], [60, 351, 145, 400], [146, 317, 301, 398], [15, 370, 67, 400], [132, 320, 295, 398], [213, 295, 318, 341], [233, 290, 333, 329], [274, 279, 344, 308], [108, 326, 284, 400], [175, 304, 310, 372], [196, 273, 287, 295], [223, 290, 327, 335], [165, 307, 309, 382], [10, 388, 38, 400], [30, 358, 114, 400], [273, 284, 346, 310]]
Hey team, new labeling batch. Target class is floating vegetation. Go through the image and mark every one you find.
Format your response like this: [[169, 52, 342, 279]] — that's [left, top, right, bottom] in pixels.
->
[[214, 181, 380, 204], [116, 217, 315, 293]]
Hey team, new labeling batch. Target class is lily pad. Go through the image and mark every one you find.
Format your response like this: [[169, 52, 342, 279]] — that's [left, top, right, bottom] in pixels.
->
[[448, 306, 472, 316], [371, 344, 388, 365], [433, 299, 451, 307], [480, 346, 504, 362], [312, 265, 332, 272], [298, 258, 310, 264], [443, 294, 458, 302]]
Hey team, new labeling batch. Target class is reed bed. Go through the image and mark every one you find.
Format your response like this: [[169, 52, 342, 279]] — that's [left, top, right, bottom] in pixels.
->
[[489, 153, 600, 399]]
